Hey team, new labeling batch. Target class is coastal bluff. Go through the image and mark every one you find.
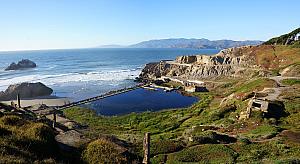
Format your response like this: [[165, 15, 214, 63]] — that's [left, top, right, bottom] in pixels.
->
[[139, 45, 300, 81], [139, 46, 259, 81]]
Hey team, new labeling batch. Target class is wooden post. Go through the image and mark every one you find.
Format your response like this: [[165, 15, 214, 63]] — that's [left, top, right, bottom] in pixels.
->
[[143, 132, 150, 164], [52, 111, 56, 128], [17, 94, 21, 108]]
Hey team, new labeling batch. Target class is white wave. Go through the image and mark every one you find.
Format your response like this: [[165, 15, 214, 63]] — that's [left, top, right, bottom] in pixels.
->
[[0, 68, 141, 91]]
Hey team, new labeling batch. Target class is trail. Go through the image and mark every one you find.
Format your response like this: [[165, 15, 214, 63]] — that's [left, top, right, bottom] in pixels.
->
[[258, 76, 299, 101]]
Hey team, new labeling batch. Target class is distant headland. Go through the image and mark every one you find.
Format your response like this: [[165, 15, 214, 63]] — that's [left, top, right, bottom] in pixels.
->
[[97, 38, 263, 49]]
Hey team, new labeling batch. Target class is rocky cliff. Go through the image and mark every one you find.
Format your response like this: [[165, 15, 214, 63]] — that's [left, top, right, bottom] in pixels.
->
[[139, 45, 272, 81]]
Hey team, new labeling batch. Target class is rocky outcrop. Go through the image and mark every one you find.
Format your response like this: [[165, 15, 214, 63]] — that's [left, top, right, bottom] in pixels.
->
[[5, 59, 37, 71], [175, 46, 255, 66], [0, 82, 53, 101], [139, 46, 260, 81]]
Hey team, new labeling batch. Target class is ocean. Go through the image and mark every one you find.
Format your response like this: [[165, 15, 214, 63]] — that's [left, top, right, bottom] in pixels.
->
[[0, 48, 220, 115], [0, 48, 219, 101]]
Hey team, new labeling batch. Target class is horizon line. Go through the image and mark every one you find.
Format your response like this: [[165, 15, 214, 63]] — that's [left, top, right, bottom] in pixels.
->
[[0, 37, 265, 52]]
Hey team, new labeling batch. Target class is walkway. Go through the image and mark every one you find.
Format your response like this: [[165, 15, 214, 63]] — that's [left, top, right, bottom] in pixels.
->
[[55, 84, 145, 110], [259, 76, 299, 101]]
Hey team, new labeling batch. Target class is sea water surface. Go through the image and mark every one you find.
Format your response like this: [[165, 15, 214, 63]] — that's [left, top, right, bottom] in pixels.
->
[[0, 48, 219, 115]]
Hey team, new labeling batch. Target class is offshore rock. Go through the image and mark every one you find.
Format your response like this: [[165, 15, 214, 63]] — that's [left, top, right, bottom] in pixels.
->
[[5, 59, 37, 71]]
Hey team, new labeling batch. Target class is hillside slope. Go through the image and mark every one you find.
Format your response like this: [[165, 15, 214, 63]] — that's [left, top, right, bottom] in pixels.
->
[[264, 28, 300, 47]]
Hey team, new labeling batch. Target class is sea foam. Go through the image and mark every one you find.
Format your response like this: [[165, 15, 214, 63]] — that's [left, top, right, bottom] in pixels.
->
[[0, 69, 141, 91]]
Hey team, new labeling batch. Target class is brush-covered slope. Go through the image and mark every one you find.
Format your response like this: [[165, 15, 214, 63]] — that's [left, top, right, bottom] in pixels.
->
[[0, 112, 58, 163], [264, 28, 300, 48]]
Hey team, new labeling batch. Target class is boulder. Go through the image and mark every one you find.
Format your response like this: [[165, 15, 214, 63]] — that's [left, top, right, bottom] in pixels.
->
[[5, 59, 37, 71], [0, 82, 53, 101]]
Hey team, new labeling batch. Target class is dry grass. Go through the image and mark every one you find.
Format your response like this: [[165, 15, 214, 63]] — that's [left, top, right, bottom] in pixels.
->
[[0, 114, 59, 163]]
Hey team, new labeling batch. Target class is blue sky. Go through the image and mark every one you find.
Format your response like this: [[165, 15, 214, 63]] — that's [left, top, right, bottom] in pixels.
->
[[0, 0, 299, 51]]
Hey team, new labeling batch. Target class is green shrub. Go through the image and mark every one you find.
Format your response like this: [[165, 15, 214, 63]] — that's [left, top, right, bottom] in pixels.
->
[[281, 79, 300, 86], [167, 144, 237, 163], [211, 105, 236, 120], [291, 40, 300, 48], [238, 137, 252, 145], [82, 139, 127, 164], [250, 111, 264, 120], [234, 78, 277, 94], [151, 154, 167, 164], [244, 125, 281, 139], [19, 123, 58, 158], [232, 140, 300, 163], [191, 130, 218, 144], [275, 159, 300, 164], [190, 130, 236, 145], [21, 123, 55, 142], [151, 140, 183, 156]]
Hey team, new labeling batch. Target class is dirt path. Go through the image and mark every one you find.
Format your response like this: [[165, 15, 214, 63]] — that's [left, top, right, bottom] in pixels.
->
[[259, 76, 299, 101]]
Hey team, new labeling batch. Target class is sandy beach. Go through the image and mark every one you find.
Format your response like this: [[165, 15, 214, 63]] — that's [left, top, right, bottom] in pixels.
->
[[0, 96, 71, 107]]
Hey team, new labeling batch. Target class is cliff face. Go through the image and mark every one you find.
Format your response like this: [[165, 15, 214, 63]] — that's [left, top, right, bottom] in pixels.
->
[[139, 46, 264, 81]]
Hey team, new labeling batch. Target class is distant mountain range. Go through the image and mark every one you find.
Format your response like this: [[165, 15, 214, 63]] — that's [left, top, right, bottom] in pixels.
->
[[98, 38, 263, 49]]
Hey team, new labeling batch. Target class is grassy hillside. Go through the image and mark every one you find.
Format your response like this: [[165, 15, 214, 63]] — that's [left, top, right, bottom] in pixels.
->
[[0, 114, 59, 163], [64, 75, 300, 163], [62, 42, 300, 163]]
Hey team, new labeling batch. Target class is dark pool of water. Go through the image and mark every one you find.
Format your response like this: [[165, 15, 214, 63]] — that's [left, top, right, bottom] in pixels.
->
[[83, 88, 198, 116]]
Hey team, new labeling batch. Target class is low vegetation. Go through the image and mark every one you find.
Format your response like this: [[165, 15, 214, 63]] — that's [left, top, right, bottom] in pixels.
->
[[0, 115, 59, 163], [281, 79, 300, 86], [82, 139, 128, 164], [63, 75, 300, 163], [264, 27, 300, 47], [166, 144, 237, 163], [243, 124, 282, 139]]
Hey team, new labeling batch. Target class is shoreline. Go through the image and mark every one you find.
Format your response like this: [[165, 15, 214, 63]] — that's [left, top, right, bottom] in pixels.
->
[[0, 96, 71, 107]]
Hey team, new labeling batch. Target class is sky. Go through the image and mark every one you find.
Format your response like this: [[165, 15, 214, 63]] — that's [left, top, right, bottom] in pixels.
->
[[0, 0, 299, 51]]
